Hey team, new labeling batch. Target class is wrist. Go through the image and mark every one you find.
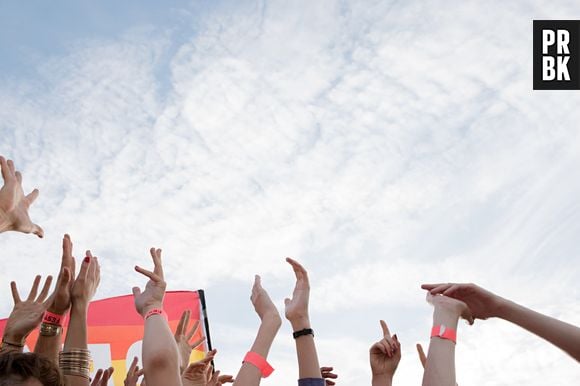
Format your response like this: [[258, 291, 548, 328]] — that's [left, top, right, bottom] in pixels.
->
[[433, 307, 461, 328], [372, 373, 393, 386], [71, 301, 89, 314], [289, 316, 311, 330], [47, 306, 69, 317], [494, 297, 514, 319], [140, 303, 164, 317], [2, 331, 26, 345]]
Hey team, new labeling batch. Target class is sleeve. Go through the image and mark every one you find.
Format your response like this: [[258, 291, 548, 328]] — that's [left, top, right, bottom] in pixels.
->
[[298, 378, 326, 386]]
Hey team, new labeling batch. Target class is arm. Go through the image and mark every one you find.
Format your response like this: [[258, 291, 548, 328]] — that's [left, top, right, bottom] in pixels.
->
[[369, 321, 401, 386], [284, 258, 323, 384], [133, 248, 181, 386], [233, 275, 281, 386], [498, 299, 580, 361], [422, 282, 580, 361], [0, 155, 43, 237], [62, 251, 100, 386], [35, 234, 76, 365], [421, 294, 473, 386]]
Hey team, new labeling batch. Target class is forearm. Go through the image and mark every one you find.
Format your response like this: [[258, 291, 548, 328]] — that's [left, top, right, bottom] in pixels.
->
[[291, 317, 322, 379], [498, 299, 580, 361], [234, 316, 281, 386], [62, 304, 89, 386], [422, 308, 459, 386], [64, 305, 88, 349], [34, 332, 63, 365], [143, 313, 181, 386]]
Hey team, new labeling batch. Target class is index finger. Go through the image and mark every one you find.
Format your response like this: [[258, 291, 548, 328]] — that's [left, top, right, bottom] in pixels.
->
[[286, 257, 309, 282], [176, 310, 188, 336], [150, 248, 164, 278], [127, 356, 139, 375], [380, 320, 391, 338]]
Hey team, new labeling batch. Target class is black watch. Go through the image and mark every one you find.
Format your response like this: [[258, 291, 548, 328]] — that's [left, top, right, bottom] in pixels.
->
[[293, 328, 314, 339]]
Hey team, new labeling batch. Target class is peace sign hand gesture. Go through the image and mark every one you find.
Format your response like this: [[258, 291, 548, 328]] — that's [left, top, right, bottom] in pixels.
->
[[133, 248, 166, 317]]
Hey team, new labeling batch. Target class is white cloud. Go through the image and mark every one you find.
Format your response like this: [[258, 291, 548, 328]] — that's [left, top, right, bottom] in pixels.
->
[[1, 0, 580, 384]]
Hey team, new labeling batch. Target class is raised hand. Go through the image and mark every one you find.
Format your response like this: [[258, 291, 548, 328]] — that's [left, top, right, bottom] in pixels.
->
[[251, 275, 281, 323], [132, 248, 166, 317], [47, 234, 76, 315], [2, 275, 53, 349], [174, 309, 206, 372], [0, 155, 43, 237], [427, 294, 474, 326], [124, 356, 145, 386], [369, 320, 401, 385], [421, 283, 504, 321], [320, 366, 338, 385], [284, 257, 310, 327], [181, 349, 216, 386], [71, 250, 100, 310], [91, 367, 114, 386]]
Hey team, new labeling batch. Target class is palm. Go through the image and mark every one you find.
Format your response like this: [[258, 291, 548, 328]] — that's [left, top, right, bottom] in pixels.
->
[[370, 344, 400, 375], [6, 302, 45, 337], [284, 258, 310, 321], [0, 182, 33, 229], [0, 156, 43, 237], [134, 280, 165, 313]]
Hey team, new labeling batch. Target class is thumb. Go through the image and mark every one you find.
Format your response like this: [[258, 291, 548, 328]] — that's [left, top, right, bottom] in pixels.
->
[[32, 223, 44, 238], [284, 298, 290, 306], [132, 287, 141, 297]]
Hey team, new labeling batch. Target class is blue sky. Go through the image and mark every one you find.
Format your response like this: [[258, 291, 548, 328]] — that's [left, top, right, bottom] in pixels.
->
[[1, 0, 580, 385]]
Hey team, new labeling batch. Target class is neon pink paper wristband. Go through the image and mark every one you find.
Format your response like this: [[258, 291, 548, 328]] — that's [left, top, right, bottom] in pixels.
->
[[42, 311, 65, 326], [431, 325, 457, 343], [243, 351, 274, 377]]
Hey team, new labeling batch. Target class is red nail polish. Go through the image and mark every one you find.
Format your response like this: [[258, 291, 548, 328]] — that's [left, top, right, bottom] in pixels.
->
[[84, 256, 90, 263]]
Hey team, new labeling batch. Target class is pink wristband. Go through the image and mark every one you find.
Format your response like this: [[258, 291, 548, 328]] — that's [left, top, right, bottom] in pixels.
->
[[144, 308, 168, 321], [43, 311, 65, 326], [431, 325, 457, 343], [243, 351, 274, 378]]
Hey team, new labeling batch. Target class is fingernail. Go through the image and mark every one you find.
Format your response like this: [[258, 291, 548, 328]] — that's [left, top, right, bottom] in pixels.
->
[[84, 256, 90, 263]]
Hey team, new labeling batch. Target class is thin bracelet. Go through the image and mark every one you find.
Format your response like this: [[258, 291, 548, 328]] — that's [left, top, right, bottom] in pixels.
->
[[144, 308, 168, 321]]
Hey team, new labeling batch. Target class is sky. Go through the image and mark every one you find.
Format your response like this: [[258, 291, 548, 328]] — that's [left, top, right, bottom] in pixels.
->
[[1, 0, 580, 385]]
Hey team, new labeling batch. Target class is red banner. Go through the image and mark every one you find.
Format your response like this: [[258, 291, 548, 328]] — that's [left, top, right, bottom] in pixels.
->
[[0, 290, 211, 386]]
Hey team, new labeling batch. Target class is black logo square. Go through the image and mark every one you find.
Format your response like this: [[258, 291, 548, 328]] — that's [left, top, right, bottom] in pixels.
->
[[533, 20, 580, 90]]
